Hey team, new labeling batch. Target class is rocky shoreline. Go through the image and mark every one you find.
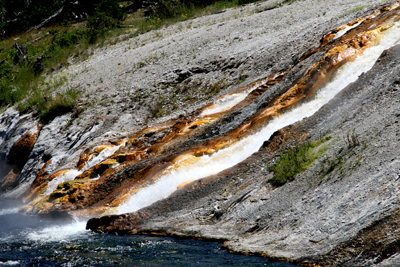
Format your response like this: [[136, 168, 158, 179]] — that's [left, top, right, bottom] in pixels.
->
[[1, 0, 400, 266]]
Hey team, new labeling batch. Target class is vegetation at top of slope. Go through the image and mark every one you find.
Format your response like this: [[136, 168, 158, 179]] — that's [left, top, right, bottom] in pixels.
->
[[0, 0, 126, 121], [148, 0, 260, 19], [0, 0, 261, 38], [268, 136, 332, 187], [0, 0, 262, 122], [0, 0, 125, 38]]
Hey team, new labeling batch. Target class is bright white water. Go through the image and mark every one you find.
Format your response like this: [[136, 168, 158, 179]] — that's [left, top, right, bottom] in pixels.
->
[[26, 219, 88, 243], [200, 92, 250, 116], [0, 207, 19, 216], [0, 261, 19, 266], [332, 21, 362, 40], [118, 21, 400, 215], [44, 144, 123, 196], [200, 78, 270, 116]]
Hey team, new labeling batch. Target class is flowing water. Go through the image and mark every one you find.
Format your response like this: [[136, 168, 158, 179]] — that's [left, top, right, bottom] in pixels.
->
[[2, 7, 400, 267], [0, 200, 299, 266], [118, 20, 400, 215]]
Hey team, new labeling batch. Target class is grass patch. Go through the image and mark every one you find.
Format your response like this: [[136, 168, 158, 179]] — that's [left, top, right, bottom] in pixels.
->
[[346, 5, 369, 14], [268, 136, 331, 186], [17, 76, 80, 123], [207, 78, 228, 98], [339, 5, 370, 16], [1, 0, 264, 121], [124, 0, 257, 34]]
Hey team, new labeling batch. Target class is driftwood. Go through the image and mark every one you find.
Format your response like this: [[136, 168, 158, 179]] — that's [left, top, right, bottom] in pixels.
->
[[117, 25, 137, 28], [13, 43, 27, 56], [32, 32, 50, 43], [26, 5, 65, 33], [125, 0, 158, 13]]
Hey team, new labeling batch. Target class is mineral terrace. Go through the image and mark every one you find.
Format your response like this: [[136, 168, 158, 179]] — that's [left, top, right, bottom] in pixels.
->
[[2, 0, 400, 266]]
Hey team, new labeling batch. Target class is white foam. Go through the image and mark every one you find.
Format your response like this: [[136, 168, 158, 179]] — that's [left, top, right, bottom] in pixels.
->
[[333, 21, 362, 40], [0, 261, 20, 266], [117, 22, 400, 214], [138, 240, 173, 247], [0, 207, 20, 216], [200, 92, 249, 116], [200, 78, 271, 116], [26, 219, 88, 243]]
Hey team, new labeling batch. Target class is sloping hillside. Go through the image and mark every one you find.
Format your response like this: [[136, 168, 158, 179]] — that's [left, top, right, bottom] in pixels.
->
[[2, 0, 400, 265]]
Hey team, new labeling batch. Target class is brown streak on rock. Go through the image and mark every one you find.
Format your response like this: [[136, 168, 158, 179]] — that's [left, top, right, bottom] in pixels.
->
[[7, 124, 42, 169]]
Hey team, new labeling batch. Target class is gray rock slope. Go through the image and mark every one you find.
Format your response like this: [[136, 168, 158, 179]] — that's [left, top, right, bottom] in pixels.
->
[[87, 43, 400, 266], [0, 0, 385, 195], [1, 0, 400, 265]]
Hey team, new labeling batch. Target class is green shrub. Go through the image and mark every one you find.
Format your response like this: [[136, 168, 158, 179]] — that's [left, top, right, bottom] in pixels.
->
[[15, 75, 81, 123], [38, 89, 80, 123], [238, 0, 257, 5], [268, 144, 309, 186], [51, 29, 87, 48], [268, 138, 329, 186], [96, 0, 125, 21], [150, 0, 225, 19], [86, 0, 125, 43], [18, 86, 80, 123]]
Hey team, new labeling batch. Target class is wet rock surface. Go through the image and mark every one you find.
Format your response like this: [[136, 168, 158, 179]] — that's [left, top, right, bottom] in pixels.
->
[[87, 42, 400, 266], [2, 0, 400, 266]]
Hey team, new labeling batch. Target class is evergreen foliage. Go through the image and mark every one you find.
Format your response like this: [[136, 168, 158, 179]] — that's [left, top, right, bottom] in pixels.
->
[[0, 0, 124, 37]]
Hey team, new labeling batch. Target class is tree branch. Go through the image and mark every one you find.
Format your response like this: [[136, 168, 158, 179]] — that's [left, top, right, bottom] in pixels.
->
[[26, 4, 64, 33]]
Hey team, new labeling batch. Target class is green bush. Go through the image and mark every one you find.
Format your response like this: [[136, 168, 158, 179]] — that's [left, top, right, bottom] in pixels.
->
[[18, 85, 80, 123], [96, 0, 125, 21], [86, 0, 125, 43], [38, 89, 79, 123], [268, 144, 310, 186], [268, 138, 330, 186], [150, 0, 224, 19], [51, 29, 87, 48], [238, 0, 257, 5]]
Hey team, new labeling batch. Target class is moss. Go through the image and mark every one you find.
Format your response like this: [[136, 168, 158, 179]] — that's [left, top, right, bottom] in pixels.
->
[[48, 190, 68, 202], [48, 179, 90, 202], [77, 159, 117, 180]]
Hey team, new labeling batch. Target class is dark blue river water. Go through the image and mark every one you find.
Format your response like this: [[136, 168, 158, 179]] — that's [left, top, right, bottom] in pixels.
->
[[0, 199, 300, 266]]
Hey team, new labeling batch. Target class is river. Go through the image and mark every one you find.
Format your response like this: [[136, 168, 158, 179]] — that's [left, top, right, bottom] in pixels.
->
[[0, 199, 300, 266], [2, 7, 400, 267]]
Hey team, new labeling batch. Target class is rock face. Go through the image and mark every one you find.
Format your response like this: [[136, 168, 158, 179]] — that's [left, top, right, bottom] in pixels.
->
[[2, 0, 400, 266], [87, 42, 400, 266]]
